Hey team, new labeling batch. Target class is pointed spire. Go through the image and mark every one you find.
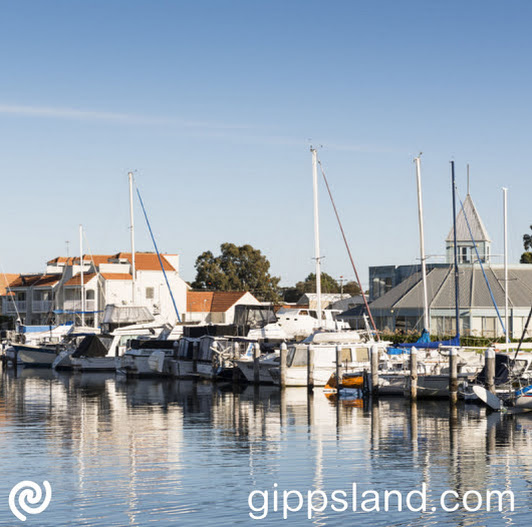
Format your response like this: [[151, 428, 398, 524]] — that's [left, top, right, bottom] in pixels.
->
[[446, 194, 491, 243]]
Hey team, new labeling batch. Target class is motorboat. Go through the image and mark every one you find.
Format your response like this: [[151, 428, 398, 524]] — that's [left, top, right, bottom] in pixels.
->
[[268, 331, 383, 387], [116, 339, 177, 377]]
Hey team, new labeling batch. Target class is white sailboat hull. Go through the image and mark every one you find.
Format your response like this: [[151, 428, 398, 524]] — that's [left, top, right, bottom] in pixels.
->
[[16, 346, 58, 367]]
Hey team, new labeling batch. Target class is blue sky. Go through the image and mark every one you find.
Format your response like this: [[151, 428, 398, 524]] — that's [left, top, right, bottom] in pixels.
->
[[1, 1, 531, 287]]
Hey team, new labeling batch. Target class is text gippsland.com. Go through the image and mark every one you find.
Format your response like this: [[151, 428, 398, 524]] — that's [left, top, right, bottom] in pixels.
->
[[247, 483, 515, 520]]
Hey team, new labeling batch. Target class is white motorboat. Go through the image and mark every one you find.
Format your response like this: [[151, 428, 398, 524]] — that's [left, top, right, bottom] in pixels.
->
[[174, 335, 253, 380], [116, 339, 177, 377], [69, 321, 172, 372], [268, 331, 381, 387], [14, 343, 61, 367], [248, 308, 348, 341]]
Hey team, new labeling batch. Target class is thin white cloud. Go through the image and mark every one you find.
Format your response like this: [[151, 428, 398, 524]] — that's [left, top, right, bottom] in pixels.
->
[[0, 103, 401, 153], [0, 103, 250, 130]]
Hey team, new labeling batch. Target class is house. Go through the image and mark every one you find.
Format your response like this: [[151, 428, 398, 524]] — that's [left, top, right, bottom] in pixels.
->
[[3, 274, 62, 324], [367, 192, 532, 338], [186, 291, 261, 324], [3, 252, 189, 327], [0, 274, 19, 318]]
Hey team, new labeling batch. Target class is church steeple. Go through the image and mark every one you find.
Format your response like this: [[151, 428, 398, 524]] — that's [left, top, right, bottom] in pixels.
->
[[445, 193, 491, 264]]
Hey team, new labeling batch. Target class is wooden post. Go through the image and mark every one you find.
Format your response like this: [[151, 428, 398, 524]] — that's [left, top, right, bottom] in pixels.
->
[[409, 347, 418, 400], [485, 347, 496, 395], [370, 344, 379, 397], [253, 342, 260, 384], [307, 345, 314, 391], [192, 341, 198, 374], [449, 347, 458, 405], [279, 342, 287, 389], [232, 342, 240, 384], [335, 345, 341, 394]]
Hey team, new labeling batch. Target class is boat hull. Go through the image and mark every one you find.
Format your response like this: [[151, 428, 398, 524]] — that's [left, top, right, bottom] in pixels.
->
[[15, 345, 58, 367], [171, 359, 195, 379], [72, 356, 117, 372], [235, 359, 276, 384], [116, 353, 173, 377]]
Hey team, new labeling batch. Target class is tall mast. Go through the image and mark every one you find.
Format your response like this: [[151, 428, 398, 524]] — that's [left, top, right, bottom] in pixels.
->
[[503, 187, 509, 343], [414, 155, 430, 334], [129, 172, 137, 304], [79, 224, 85, 326], [451, 162, 460, 340], [311, 147, 322, 323]]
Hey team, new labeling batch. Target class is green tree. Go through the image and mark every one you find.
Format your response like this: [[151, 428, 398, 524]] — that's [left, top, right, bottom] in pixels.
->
[[282, 273, 362, 302], [295, 272, 340, 295], [521, 225, 532, 264], [192, 243, 281, 302]]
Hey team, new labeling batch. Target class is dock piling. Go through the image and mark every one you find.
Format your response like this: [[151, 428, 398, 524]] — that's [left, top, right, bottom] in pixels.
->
[[279, 342, 287, 389], [253, 343, 260, 384], [307, 345, 314, 391], [409, 347, 418, 400], [370, 344, 379, 397], [335, 345, 341, 394], [449, 347, 458, 405], [485, 347, 496, 395]]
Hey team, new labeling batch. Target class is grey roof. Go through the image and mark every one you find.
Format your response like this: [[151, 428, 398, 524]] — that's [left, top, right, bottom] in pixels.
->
[[370, 265, 532, 311], [446, 194, 491, 243]]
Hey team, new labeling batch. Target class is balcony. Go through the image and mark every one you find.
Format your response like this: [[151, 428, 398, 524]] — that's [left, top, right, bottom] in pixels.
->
[[63, 300, 96, 312], [32, 300, 53, 313], [2, 300, 27, 314]]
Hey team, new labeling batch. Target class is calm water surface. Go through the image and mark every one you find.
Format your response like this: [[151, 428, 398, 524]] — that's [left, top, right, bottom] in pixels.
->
[[0, 366, 531, 526]]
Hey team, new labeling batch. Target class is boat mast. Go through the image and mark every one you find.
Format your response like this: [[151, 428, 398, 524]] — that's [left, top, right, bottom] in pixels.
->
[[414, 154, 430, 334], [79, 224, 85, 326], [129, 172, 137, 304], [503, 187, 509, 343], [451, 162, 460, 340], [311, 147, 322, 323]]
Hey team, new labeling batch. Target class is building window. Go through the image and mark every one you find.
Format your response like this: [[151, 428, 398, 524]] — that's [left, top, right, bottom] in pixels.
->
[[146, 287, 154, 299]]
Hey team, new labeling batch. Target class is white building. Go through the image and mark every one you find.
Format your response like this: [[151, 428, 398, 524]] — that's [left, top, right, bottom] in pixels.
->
[[3, 252, 189, 327]]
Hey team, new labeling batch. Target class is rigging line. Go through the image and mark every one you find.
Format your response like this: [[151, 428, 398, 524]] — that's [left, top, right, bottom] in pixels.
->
[[316, 156, 379, 339], [512, 304, 532, 363], [456, 189, 506, 337], [136, 187, 182, 323]]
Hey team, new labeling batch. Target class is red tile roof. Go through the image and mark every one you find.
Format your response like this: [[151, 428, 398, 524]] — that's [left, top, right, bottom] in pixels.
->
[[48, 253, 177, 272], [112, 252, 175, 271], [9, 274, 61, 288], [0, 274, 19, 296], [64, 273, 98, 286], [187, 291, 248, 313], [187, 291, 214, 312], [101, 273, 132, 281]]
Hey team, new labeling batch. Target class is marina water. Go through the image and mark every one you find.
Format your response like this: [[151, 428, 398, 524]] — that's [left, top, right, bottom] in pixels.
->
[[0, 367, 531, 526]]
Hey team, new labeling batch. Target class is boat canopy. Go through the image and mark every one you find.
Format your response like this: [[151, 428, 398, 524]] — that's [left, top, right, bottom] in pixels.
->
[[72, 335, 113, 358], [396, 329, 460, 350], [102, 305, 154, 325]]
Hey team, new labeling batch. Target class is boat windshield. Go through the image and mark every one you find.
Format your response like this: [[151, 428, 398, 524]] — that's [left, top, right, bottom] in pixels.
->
[[287, 346, 307, 367]]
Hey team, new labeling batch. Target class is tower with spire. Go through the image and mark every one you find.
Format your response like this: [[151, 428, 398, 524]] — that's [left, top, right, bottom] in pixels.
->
[[445, 193, 491, 264]]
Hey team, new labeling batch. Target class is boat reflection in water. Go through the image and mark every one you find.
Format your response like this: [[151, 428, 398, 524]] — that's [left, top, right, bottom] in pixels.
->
[[0, 366, 531, 526]]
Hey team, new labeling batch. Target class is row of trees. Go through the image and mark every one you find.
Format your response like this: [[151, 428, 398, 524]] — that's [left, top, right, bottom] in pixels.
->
[[191, 243, 361, 303]]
